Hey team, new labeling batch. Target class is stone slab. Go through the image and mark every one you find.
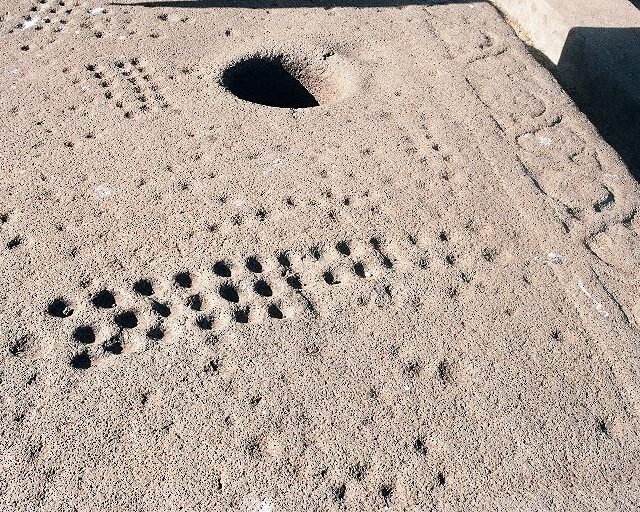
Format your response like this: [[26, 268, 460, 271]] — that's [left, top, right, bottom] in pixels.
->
[[1, 1, 640, 509]]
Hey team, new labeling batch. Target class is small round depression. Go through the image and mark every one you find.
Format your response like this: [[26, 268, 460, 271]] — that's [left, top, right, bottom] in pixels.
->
[[221, 53, 339, 109]]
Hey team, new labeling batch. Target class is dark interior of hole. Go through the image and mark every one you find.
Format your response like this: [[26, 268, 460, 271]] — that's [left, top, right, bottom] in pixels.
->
[[152, 300, 171, 318], [222, 57, 319, 109]]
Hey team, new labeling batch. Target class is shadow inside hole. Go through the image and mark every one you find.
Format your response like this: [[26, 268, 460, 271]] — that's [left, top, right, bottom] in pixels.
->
[[333, 484, 346, 503], [245, 256, 263, 273], [174, 272, 192, 288], [73, 325, 95, 344], [48, 298, 74, 318], [187, 293, 203, 311], [353, 262, 366, 277], [104, 337, 123, 355], [380, 485, 393, 506], [336, 241, 351, 256], [70, 351, 91, 369], [196, 314, 213, 330], [221, 55, 320, 109], [133, 279, 154, 296], [309, 247, 321, 260], [267, 304, 283, 319], [151, 300, 171, 318], [213, 260, 232, 277], [234, 307, 250, 323], [92, 289, 116, 309], [414, 437, 427, 455], [286, 275, 302, 290], [147, 326, 164, 340], [323, 271, 339, 285], [219, 283, 240, 303], [7, 236, 21, 249], [253, 280, 273, 297], [277, 252, 291, 268], [115, 311, 138, 329]]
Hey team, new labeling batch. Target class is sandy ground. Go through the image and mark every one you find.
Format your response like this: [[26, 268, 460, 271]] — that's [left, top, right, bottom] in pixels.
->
[[1, 1, 640, 510]]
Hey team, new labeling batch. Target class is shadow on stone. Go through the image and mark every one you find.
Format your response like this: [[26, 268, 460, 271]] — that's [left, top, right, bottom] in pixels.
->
[[556, 27, 640, 180]]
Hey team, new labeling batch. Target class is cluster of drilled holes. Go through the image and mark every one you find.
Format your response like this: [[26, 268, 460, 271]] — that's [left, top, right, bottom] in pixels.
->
[[12, 0, 72, 34], [218, 192, 362, 228], [130, 281, 172, 337], [54, 237, 408, 353], [305, 238, 393, 285], [85, 64, 111, 96], [125, 266, 285, 326], [369, 237, 393, 269], [213, 258, 283, 320], [46, 299, 94, 370], [84, 289, 143, 335], [53, 233, 471, 371], [286, 458, 439, 507], [48, 286, 166, 369], [356, 468, 439, 506], [84, 58, 168, 118]]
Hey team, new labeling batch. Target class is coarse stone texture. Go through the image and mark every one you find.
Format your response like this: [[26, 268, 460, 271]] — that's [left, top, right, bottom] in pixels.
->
[[1, 1, 639, 510]]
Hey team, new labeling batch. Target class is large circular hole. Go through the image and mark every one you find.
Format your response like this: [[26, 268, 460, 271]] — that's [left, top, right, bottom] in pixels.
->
[[221, 53, 339, 109]]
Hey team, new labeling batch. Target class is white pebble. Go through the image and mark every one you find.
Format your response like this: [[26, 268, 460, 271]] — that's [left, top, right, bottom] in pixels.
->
[[95, 184, 112, 198]]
